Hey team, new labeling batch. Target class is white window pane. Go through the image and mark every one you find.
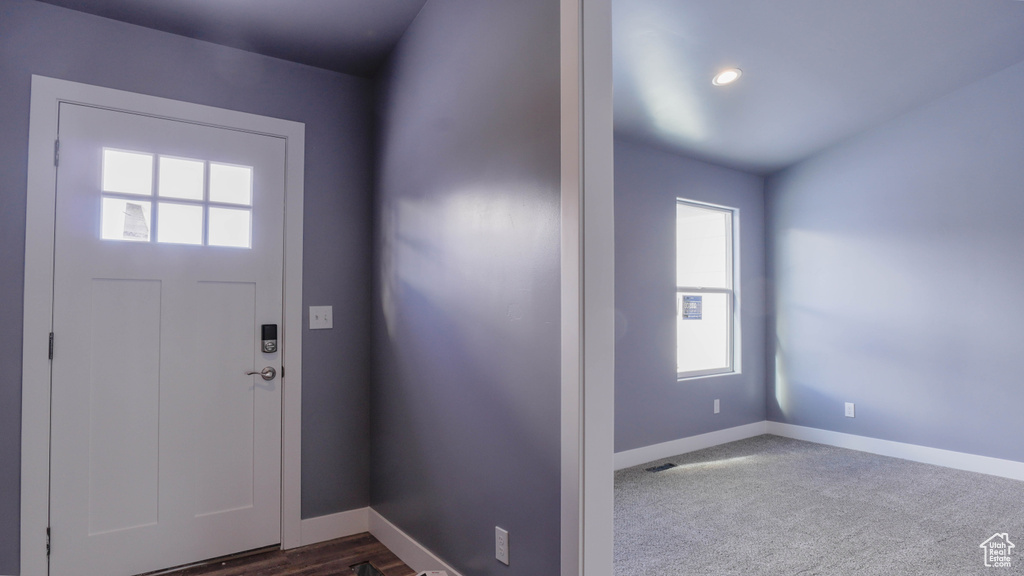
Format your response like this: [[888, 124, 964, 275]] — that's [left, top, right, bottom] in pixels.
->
[[101, 197, 152, 242], [157, 203, 203, 245], [103, 149, 153, 196], [677, 204, 731, 289], [159, 156, 205, 201], [209, 163, 253, 206], [677, 292, 730, 374], [208, 207, 251, 248]]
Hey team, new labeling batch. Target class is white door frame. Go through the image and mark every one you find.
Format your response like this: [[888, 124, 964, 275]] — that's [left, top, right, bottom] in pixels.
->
[[560, 0, 615, 575], [21, 75, 306, 576]]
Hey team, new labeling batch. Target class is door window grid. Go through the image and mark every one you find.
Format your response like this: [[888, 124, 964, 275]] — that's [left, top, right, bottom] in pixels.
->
[[676, 199, 736, 379], [100, 148, 253, 248]]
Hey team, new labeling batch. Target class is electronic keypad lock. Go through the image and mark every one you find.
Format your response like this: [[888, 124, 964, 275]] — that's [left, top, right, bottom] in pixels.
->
[[262, 324, 278, 353]]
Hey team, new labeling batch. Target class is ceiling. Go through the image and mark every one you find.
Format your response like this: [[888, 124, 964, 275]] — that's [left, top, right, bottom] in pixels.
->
[[614, 0, 1024, 173], [36, 0, 427, 78], [38, 0, 1024, 173]]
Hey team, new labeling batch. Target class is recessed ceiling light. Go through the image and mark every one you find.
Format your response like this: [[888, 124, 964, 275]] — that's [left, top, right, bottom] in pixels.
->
[[712, 68, 742, 86]]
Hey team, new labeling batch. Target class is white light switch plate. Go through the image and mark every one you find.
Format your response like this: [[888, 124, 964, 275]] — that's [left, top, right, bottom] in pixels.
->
[[309, 306, 333, 330]]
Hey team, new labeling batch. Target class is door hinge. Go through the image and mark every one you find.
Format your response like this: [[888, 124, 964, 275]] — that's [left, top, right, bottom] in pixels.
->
[[54, 139, 60, 167], [49, 332, 54, 360], [280, 365, 284, 379], [46, 526, 51, 557]]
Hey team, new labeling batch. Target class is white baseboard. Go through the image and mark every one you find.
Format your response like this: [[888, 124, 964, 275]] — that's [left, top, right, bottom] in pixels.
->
[[368, 508, 463, 576], [767, 422, 1024, 482], [296, 507, 462, 575], [299, 507, 370, 547], [614, 421, 768, 470], [613, 420, 1024, 482]]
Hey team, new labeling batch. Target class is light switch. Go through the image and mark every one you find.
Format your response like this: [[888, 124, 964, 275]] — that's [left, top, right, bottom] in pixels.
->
[[309, 306, 333, 330]]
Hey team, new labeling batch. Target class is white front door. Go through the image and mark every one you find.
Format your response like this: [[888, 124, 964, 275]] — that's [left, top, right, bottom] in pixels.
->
[[49, 103, 286, 576]]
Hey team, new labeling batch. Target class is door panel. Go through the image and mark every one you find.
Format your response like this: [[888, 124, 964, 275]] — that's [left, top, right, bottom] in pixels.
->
[[193, 281, 257, 517], [50, 103, 286, 576], [87, 279, 161, 536]]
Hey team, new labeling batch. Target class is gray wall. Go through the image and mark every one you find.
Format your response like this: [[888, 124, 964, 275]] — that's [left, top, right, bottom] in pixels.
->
[[614, 137, 767, 452], [371, 1, 561, 574], [766, 59, 1024, 462], [0, 1, 375, 572]]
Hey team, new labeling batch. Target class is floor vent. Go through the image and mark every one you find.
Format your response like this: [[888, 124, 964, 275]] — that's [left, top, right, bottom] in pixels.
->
[[645, 462, 677, 472]]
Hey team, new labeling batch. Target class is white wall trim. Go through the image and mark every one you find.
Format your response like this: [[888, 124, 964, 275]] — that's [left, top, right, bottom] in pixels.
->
[[279, 91, 306, 552], [767, 422, 1024, 482], [21, 75, 62, 576], [21, 75, 305, 575], [299, 508, 369, 547], [367, 509, 463, 576], [559, 0, 583, 573], [614, 422, 768, 470], [560, 0, 615, 575]]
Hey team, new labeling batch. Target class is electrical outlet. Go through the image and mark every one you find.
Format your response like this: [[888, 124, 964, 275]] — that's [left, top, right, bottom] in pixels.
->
[[714, 399, 720, 414], [845, 402, 855, 418], [495, 526, 509, 565]]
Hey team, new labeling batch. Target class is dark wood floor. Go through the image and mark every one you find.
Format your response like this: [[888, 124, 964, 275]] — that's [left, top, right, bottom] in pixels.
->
[[146, 533, 416, 576]]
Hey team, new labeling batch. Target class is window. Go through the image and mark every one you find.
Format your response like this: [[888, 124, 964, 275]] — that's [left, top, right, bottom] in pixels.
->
[[100, 148, 253, 248], [676, 200, 736, 378]]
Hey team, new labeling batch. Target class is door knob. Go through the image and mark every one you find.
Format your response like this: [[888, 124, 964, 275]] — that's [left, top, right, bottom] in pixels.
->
[[245, 367, 276, 381]]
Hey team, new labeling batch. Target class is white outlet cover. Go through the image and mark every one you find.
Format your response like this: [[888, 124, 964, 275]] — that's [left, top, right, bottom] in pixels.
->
[[309, 306, 333, 330], [845, 402, 855, 418], [714, 399, 720, 414], [495, 526, 509, 565]]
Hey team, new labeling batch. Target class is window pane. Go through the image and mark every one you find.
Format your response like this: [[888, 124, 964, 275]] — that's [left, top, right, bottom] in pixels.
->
[[101, 197, 152, 242], [677, 203, 731, 289], [157, 203, 203, 245], [209, 163, 253, 206], [102, 149, 153, 196], [208, 207, 251, 248], [677, 292, 730, 374], [159, 156, 205, 201]]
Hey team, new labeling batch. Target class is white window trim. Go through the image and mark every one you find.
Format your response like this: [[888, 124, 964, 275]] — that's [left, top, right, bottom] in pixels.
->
[[21, 75, 306, 575], [676, 199, 739, 381]]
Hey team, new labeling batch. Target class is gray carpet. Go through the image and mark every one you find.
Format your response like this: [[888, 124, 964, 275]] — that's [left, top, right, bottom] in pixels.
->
[[615, 435, 1024, 575]]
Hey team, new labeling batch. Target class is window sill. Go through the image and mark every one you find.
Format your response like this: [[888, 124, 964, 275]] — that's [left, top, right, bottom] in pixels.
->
[[677, 369, 739, 382]]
